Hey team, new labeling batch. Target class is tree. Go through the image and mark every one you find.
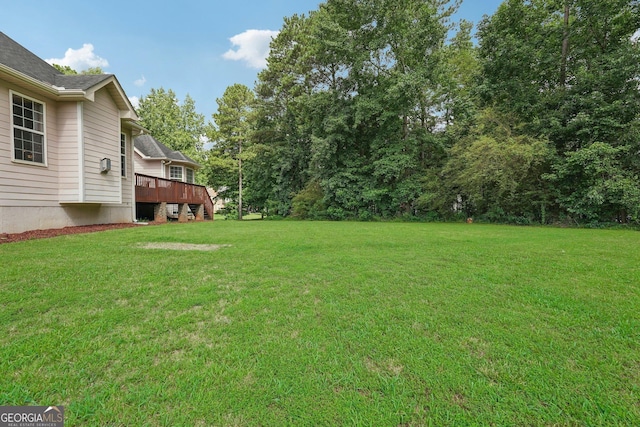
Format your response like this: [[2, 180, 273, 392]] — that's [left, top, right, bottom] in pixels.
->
[[546, 142, 640, 223], [441, 109, 552, 222], [136, 88, 206, 166], [252, 0, 461, 219], [477, 0, 640, 223], [247, 0, 640, 224], [252, 13, 316, 216], [209, 84, 255, 220], [52, 64, 105, 75]]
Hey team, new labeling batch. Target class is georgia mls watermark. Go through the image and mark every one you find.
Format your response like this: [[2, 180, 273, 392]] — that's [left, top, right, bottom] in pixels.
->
[[0, 406, 64, 427]]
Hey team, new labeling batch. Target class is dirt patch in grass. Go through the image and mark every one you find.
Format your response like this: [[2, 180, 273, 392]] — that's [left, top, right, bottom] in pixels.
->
[[138, 242, 231, 251]]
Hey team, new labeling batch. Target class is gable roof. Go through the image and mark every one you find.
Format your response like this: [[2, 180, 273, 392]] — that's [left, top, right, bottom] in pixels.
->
[[0, 32, 112, 89], [0, 32, 138, 121], [134, 134, 200, 169], [0, 32, 59, 84]]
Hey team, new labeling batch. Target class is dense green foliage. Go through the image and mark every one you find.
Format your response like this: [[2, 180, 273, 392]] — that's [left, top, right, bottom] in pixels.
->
[[215, 0, 639, 224], [206, 84, 255, 217], [132, 0, 639, 224], [476, 0, 640, 224], [136, 88, 207, 182], [1, 222, 639, 424], [247, 0, 463, 220], [51, 64, 105, 75]]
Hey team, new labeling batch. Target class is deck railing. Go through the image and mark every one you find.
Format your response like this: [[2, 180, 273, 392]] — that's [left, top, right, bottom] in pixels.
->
[[135, 174, 214, 219]]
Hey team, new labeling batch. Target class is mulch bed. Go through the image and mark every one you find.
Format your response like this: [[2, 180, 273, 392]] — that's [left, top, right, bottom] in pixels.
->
[[0, 223, 146, 244]]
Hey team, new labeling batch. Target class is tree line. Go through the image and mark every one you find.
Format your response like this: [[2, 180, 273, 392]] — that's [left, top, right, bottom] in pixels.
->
[[137, 0, 640, 225]]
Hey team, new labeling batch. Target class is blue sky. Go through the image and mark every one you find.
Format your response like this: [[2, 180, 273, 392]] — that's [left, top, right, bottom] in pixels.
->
[[1, 1, 503, 121]]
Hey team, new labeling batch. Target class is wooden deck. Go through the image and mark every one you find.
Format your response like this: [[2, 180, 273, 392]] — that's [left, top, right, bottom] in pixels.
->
[[135, 174, 214, 220]]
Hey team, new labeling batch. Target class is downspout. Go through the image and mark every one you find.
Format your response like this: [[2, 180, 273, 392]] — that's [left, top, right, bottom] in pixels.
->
[[161, 160, 172, 179], [77, 102, 85, 202], [129, 133, 136, 222]]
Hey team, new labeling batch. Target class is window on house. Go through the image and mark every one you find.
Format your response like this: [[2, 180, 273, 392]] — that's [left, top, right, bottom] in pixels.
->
[[120, 133, 126, 177], [12, 92, 46, 165], [186, 168, 194, 184], [170, 165, 183, 181]]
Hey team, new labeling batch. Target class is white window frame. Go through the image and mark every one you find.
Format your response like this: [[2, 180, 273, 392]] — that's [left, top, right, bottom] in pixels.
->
[[10, 91, 47, 166], [169, 165, 183, 181], [120, 133, 127, 178], [186, 168, 195, 184]]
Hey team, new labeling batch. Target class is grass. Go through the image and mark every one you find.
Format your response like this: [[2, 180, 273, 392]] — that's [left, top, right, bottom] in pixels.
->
[[0, 221, 639, 426]]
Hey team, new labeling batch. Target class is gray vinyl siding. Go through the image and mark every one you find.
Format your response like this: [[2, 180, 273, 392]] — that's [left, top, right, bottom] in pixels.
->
[[82, 88, 121, 204], [0, 79, 59, 207], [0, 77, 135, 233], [57, 102, 80, 202], [133, 152, 165, 177]]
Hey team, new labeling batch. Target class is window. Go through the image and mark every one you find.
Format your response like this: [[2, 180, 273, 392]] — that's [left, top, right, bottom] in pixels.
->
[[170, 165, 183, 181], [12, 92, 45, 164], [120, 133, 126, 177], [186, 168, 194, 184]]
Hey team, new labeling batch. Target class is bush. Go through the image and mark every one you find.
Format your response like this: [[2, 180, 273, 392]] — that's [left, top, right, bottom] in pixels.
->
[[222, 202, 239, 220], [292, 181, 326, 219]]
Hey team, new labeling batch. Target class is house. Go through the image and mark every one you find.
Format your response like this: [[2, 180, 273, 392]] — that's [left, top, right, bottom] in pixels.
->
[[207, 186, 231, 213], [133, 134, 200, 183], [0, 32, 142, 234], [133, 134, 213, 222]]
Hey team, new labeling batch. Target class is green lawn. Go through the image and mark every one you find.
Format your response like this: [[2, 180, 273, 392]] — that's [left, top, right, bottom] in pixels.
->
[[1, 221, 638, 426]]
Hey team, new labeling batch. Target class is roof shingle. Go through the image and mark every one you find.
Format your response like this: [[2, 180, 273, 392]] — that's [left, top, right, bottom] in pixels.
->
[[0, 32, 112, 90], [134, 135, 200, 168]]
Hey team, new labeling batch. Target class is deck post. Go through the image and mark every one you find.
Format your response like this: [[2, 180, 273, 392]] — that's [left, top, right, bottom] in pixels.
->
[[194, 204, 205, 221], [154, 202, 167, 223], [178, 203, 189, 223]]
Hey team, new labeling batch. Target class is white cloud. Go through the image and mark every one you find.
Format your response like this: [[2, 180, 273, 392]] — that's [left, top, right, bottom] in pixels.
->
[[223, 29, 279, 69], [134, 75, 146, 87], [129, 96, 140, 109], [46, 43, 109, 71]]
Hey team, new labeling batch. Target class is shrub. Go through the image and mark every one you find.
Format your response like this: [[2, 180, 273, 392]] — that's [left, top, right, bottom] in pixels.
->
[[292, 181, 326, 219]]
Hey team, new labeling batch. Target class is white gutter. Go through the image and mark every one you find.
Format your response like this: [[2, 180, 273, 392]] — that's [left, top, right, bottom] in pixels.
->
[[0, 63, 62, 96], [131, 140, 137, 222], [124, 120, 147, 134], [161, 160, 172, 179]]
